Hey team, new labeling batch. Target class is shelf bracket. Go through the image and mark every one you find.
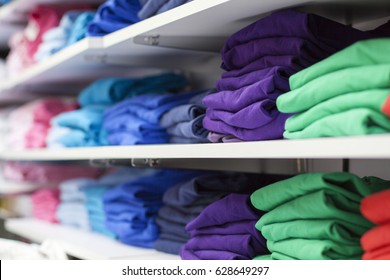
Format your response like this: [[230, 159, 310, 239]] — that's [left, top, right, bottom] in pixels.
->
[[342, 159, 350, 172], [296, 158, 310, 173], [133, 34, 226, 52]]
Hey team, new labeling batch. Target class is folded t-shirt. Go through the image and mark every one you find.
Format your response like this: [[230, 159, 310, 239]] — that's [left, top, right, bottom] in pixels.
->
[[283, 108, 390, 139], [203, 110, 290, 141], [266, 238, 363, 260], [223, 37, 328, 71], [277, 64, 390, 113], [181, 194, 268, 260], [203, 76, 290, 113], [257, 190, 372, 231], [361, 189, 390, 225], [222, 9, 373, 65], [284, 89, 390, 132], [289, 39, 390, 89], [217, 66, 295, 92], [251, 173, 389, 211], [78, 73, 187, 106], [361, 223, 390, 260]]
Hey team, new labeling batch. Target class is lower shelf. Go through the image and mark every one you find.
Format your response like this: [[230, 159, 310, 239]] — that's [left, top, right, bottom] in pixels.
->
[[5, 218, 180, 260], [1, 135, 390, 160]]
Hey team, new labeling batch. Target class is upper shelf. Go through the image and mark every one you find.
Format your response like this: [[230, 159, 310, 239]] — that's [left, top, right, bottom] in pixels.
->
[[1, 135, 389, 161], [5, 218, 180, 260], [0, 0, 320, 95], [99, 0, 316, 60], [1, 0, 389, 94]]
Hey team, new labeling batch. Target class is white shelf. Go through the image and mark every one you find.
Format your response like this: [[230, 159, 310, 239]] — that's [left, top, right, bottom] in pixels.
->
[[0, 39, 169, 97], [0, 135, 389, 161], [5, 218, 180, 260], [1, 0, 389, 92], [94, 0, 318, 68], [0, 0, 320, 95], [0, 38, 119, 95]]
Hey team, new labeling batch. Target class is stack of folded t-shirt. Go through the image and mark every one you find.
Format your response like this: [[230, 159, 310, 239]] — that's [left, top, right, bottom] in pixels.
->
[[48, 105, 109, 147], [103, 90, 201, 145], [251, 172, 390, 260], [91, 168, 156, 237], [277, 39, 390, 138], [202, 9, 378, 142], [5, 4, 90, 75], [56, 178, 91, 230], [56, 168, 148, 236], [35, 10, 95, 62], [31, 188, 60, 223], [154, 172, 289, 255], [7, 98, 77, 149], [103, 169, 203, 248], [360, 189, 390, 260], [181, 194, 268, 260], [159, 90, 212, 143], [48, 73, 187, 147], [82, 185, 115, 237]]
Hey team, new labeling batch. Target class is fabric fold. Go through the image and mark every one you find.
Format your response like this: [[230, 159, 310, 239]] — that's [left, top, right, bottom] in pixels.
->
[[361, 189, 390, 225], [277, 64, 390, 113], [251, 173, 390, 260], [103, 91, 200, 145], [204, 9, 374, 142], [181, 194, 268, 260], [285, 89, 390, 132], [103, 169, 204, 248], [289, 39, 390, 89]]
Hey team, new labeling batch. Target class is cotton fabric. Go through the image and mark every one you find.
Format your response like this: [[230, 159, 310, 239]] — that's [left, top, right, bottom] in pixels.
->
[[251, 173, 390, 260], [360, 189, 390, 260], [104, 169, 204, 248], [277, 39, 390, 139], [154, 173, 289, 255], [204, 9, 373, 142], [181, 194, 268, 260]]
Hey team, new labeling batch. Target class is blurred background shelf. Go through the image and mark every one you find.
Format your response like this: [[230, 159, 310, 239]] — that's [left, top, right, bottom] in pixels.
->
[[5, 218, 180, 260]]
